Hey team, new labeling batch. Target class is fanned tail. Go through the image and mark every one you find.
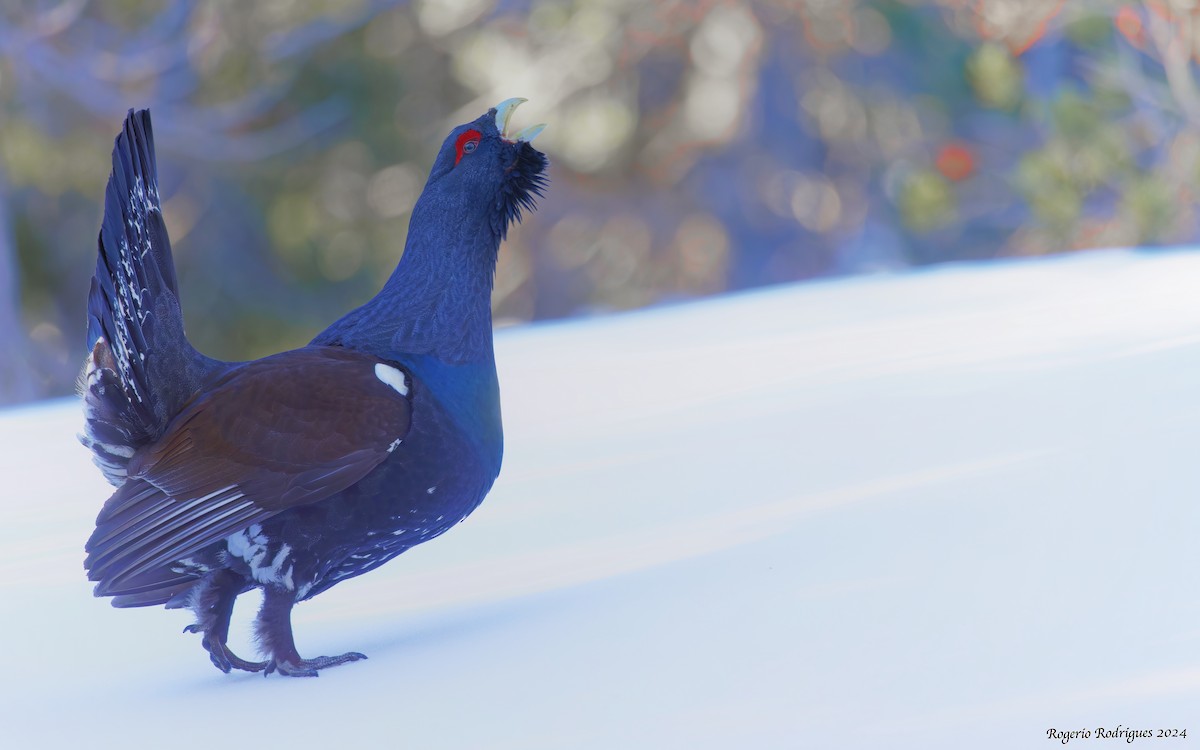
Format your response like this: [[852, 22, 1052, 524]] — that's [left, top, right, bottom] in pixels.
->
[[81, 109, 219, 484]]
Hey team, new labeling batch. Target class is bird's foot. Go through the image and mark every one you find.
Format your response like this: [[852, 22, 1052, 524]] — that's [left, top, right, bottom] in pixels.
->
[[184, 623, 268, 673], [255, 585, 366, 677], [264, 651, 367, 678]]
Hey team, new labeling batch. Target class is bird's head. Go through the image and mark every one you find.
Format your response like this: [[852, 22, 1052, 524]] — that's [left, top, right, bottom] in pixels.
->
[[421, 98, 549, 241]]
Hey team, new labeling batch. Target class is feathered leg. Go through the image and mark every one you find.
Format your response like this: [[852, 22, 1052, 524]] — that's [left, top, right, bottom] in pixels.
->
[[256, 586, 366, 677], [183, 570, 267, 673]]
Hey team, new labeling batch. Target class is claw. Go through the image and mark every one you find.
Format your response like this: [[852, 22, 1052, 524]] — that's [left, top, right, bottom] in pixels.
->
[[209, 650, 233, 674], [197, 632, 268, 674]]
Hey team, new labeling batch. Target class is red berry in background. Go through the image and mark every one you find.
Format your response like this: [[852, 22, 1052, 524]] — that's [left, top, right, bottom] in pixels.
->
[[936, 142, 975, 182]]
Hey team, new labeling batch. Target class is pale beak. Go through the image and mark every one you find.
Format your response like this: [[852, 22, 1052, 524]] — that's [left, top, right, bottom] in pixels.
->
[[494, 98, 546, 143], [511, 123, 546, 143]]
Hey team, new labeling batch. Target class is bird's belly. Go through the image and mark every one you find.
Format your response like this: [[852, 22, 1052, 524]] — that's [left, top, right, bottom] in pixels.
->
[[255, 409, 499, 600]]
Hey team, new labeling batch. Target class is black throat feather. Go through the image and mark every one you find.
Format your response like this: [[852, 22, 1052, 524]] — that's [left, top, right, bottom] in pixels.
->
[[496, 142, 549, 241]]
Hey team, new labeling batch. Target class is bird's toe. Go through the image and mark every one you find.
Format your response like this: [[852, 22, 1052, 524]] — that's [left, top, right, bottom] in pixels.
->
[[264, 651, 366, 678], [199, 634, 267, 674]]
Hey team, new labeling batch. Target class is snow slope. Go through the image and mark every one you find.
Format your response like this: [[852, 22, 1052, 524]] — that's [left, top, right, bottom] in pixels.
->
[[2, 250, 1198, 749]]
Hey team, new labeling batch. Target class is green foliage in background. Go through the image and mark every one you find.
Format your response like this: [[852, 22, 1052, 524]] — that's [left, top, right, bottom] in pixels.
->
[[1, 0, 1197, 402]]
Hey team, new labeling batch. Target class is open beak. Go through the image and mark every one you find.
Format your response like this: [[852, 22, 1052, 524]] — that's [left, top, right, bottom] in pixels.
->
[[494, 98, 546, 143]]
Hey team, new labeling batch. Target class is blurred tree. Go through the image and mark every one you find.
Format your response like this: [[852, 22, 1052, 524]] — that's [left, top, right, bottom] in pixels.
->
[[2, 0, 1200, 404]]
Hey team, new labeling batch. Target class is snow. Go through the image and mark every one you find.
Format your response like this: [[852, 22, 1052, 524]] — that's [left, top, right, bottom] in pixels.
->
[[3, 249, 1198, 748]]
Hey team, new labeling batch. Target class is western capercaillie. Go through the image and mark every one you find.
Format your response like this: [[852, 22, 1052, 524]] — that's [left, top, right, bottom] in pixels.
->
[[82, 100, 547, 677]]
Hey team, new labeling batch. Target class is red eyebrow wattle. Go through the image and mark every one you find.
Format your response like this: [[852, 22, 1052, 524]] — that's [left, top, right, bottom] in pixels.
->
[[455, 129, 482, 165]]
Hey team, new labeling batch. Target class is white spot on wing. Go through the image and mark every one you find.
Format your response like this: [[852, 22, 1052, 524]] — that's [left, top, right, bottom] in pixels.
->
[[375, 363, 409, 396], [388, 438, 402, 453]]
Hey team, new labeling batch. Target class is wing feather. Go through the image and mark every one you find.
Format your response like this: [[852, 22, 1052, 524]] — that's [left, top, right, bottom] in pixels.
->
[[85, 346, 413, 599]]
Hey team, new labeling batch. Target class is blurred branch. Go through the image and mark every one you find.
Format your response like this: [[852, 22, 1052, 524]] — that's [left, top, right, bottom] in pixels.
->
[[263, 0, 407, 62], [162, 97, 352, 162], [0, 171, 39, 404], [1086, 44, 1176, 134], [75, 0, 193, 64], [1143, 2, 1200, 127], [4, 0, 90, 39], [0, 1, 411, 161], [0, 3, 198, 119]]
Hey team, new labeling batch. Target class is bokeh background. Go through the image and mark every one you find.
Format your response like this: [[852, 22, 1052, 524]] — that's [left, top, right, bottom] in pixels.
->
[[2, 0, 1198, 404]]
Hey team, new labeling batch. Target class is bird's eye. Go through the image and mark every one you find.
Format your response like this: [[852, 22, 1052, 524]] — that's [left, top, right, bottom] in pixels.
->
[[455, 129, 483, 165]]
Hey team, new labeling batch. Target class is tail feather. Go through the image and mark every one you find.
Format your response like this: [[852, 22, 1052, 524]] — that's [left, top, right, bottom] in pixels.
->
[[81, 109, 221, 484], [112, 579, 197, 609]]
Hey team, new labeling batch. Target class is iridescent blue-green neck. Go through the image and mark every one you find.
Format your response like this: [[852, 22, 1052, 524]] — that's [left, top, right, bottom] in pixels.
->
[[313, 182, 500, 367]]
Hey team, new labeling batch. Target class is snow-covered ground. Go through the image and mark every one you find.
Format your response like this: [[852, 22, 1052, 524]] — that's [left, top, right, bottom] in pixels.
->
[[3, 250, 1198, 748]]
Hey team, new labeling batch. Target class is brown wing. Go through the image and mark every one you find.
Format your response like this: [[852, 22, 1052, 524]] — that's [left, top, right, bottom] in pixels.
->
[[85, 346, 412, 598]]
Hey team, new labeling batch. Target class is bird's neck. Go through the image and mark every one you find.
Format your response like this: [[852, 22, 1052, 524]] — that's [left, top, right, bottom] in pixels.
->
[[317, 194, 500, 366]]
